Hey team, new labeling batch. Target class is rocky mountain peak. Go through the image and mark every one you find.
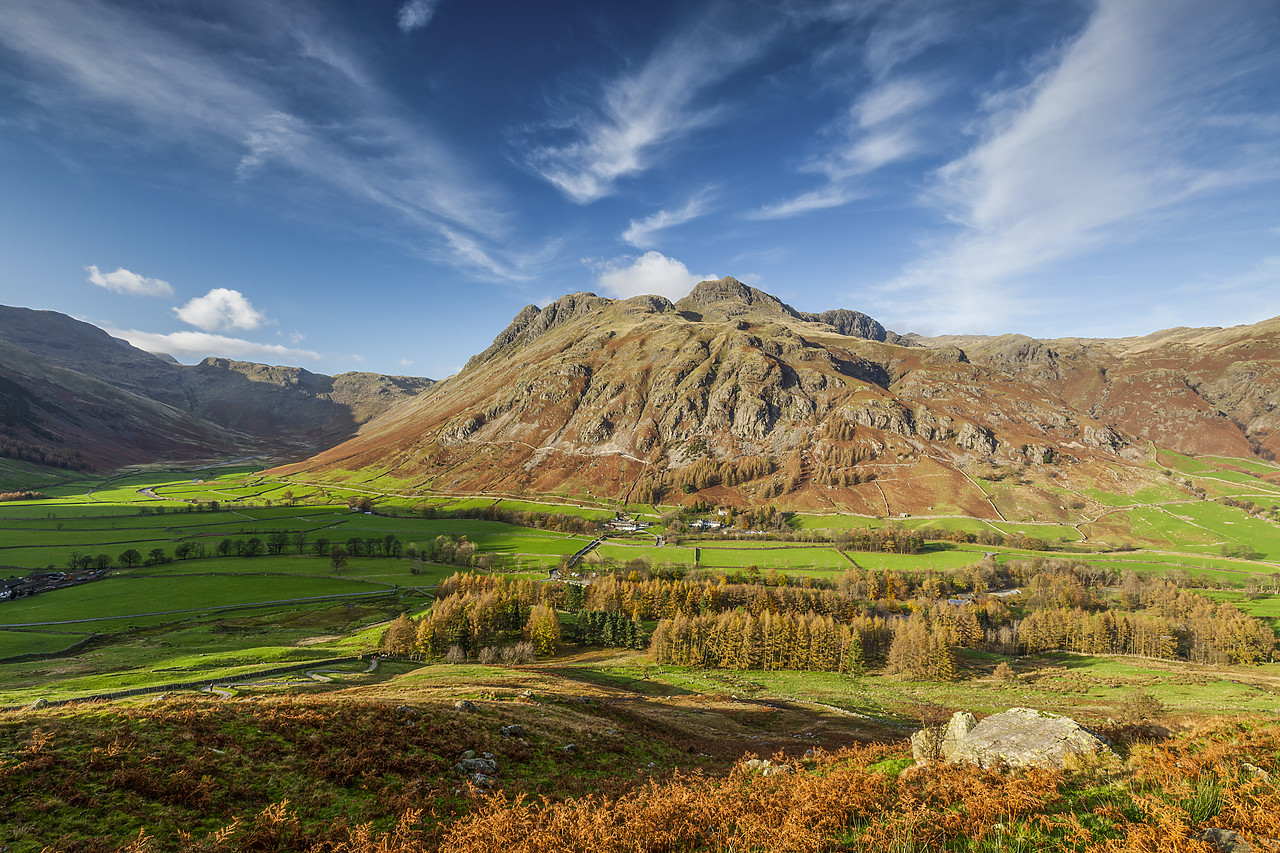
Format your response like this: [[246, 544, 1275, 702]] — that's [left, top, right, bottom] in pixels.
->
[[674, 277, 792, 320]]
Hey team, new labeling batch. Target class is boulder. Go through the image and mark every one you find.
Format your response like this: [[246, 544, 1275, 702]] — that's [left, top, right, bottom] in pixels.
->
[[454, 699, 479, 713], [913, 708, 1114, 770], [1200, 827, 1255, 853], [741, 758, 794, 776], [456, 757, 498, 775], [500, 724, 526, 738]]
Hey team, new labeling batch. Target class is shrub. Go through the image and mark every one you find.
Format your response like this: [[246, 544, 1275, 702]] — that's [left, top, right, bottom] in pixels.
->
[[501, 641, 535, 664]]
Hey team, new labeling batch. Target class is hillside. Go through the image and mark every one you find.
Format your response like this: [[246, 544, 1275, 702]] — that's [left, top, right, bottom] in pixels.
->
[[914, 319, 1280, 461], [273, 277, 1280, 522], [0, 306, 434, 469]]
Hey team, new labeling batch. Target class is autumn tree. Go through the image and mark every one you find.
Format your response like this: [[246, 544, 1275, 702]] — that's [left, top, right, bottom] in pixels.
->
[[525, 604, 562, 656]]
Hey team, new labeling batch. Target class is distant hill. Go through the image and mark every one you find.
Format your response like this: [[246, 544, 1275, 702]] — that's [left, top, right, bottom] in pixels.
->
[[272, 276, 1280, 521], [0, 306, 434, 469]]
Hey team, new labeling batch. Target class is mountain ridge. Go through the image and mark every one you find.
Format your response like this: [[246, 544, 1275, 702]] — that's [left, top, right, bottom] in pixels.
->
[[0, 305, 435, 469], [273, 277, 1273, 524]]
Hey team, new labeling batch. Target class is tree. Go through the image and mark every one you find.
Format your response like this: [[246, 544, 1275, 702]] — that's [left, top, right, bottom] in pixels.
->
[[525, 604, 562, 656], [311, 538, 330, 558], [119, 548, 143, 568], [92, 553, 112, 571], [382, 613, 416, 656], [292, 531, 308, 555], [267, 531, 289, 556], [217, 538, 233, 558], [330, 547, 349, 573], [146, 548, 169, 566], [243, 537, 265, 557], [174, 542, 195, 560]]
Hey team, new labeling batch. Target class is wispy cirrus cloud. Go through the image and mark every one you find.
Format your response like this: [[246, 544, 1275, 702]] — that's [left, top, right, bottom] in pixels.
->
[[521, 12, 777, 204], [753, 4, 953, 220], [878, 0, 1280, 333], [106, 327, 320, 364], [397, 0, 443, 33], [85, 265, 173, 298], [0, 0, 518, 279], [622, 188, 715, 248]]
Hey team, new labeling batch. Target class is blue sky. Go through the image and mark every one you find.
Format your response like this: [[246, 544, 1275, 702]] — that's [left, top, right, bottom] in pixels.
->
[[0, 0, 1277, 379]]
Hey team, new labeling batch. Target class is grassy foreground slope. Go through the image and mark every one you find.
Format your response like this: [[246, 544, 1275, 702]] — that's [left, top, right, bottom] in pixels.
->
[[3, 652, 1279, 852]]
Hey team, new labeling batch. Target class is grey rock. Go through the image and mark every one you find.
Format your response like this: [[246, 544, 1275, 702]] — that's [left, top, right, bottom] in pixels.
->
[[458, 749, 476, 760], [1200, 827, 1255, 853], [955, 422, 997, 454], [454, 699, 479, 713], [1242, 762, 1271, 781], [942, 711, 977, 756], [500, 724, 526, 738], [914, 707, 1114, 770], [27, 698, 48, 710], [457, 757, 498, 775], [798, 308, 888, 342], [741, 758, 793, 776], [561, 743, 578, 754], [912, 711, 977, 762], [470, 773, 496, 789]]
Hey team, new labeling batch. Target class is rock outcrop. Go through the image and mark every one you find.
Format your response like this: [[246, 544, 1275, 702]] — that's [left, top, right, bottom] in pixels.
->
[[911, 708, 1115, 770]]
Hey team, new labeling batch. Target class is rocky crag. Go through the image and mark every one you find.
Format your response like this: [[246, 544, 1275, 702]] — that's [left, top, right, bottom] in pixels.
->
[[273, 277, 1280, 523]]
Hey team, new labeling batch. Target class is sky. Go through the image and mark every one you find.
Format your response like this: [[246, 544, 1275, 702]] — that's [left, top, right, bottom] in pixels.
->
[[0, 0, 1277, 380]]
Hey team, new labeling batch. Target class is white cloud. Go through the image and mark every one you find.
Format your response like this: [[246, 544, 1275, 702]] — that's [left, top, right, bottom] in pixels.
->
[[174, 288, 269, 332], [621, 189, 715, 248], [522, 14, 776, 203], [398, 358, 414, 367], [879, 0, 1280, 333], [351, 354, 366, 363], [752, 186, 862, 220], [594, 251, 715, 301], [106, 328, 320, 363], [85, 265, 173, 297], [397, 0, 441, 33]]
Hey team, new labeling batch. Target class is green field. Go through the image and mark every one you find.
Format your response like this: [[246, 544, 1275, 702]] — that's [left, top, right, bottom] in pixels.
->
[[2, 458, 1279, 707]]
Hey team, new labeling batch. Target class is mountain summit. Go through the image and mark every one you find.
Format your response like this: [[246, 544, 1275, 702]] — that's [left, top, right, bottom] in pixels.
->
[[272, 278, 1279, 521]]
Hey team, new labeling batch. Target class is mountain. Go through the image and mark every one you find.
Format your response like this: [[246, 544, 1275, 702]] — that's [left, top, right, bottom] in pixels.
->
[[911, 321, 1280, 461], [274, 276, 1280, 523], [0, 306, 434, 469]]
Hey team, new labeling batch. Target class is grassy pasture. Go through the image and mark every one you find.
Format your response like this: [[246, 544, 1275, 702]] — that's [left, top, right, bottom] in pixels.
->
[[0, 574, 388, 628], [0, 629, 87, 659], [694, 545, 849, 570], [1202, 590, 1280, 628], [639, 652, 1280, 721], [6, 457, 1280, 710]]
